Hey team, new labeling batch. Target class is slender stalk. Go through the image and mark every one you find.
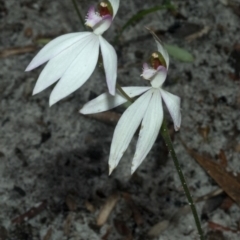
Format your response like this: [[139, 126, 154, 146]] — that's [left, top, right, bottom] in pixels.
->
[[160, 119, 205, 240], [116, 83, 134, 103], [116, 84, 205, 239], [71, 0, 86, 30]]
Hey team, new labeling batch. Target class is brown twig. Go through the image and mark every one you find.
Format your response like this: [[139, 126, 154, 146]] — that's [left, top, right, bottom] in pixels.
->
[[0, 45, 37, 58], [185, 26, 211, 42], [12, 200, 48, 224]]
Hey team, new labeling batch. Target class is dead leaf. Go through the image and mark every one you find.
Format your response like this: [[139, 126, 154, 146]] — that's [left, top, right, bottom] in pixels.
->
[[148, 220, 169, 237], [182, 142, 240, 206], [122, 192, 143, 226], [206, 230, 226, 240], [96, 193, 119, 226], [195, 188, 224, 203], [168, 22, 201, 38], [0, 45, 37, 58], [208, 221, 239, 233], [202, 195, 225, 220], [81, 111, 121, 126], [101, 226, 112, 240], [114, 219, 132, 238], [198, 126, 210, 141], [85, 200, 95, 213], [218, 149, 228, 168], [12, 200, 48, 224], [185, 26, 211, 42]]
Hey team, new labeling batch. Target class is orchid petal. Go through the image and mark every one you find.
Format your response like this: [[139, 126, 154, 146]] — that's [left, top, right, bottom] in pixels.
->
[[85, 6, 102, 28], [155, 40, 170, 69], [150, 66, 167, 88], [141, 63, 157, 80], [26, 32, 91, 71], [33, 35, 92, 95], [80, 86, 151, 114], [121, 86, 151, 97], [108, 0, 120, 18], [49, 34, 99, 106], [160, 89, 181, 131], [109, 89, 153, 174], [99, 36, 117, 95], [131, 89, 163, 174], [93, 15, 112, 35]]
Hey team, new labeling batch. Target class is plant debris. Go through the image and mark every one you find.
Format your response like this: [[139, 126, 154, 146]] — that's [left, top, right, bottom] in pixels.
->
[[96, 193, 120, 226]]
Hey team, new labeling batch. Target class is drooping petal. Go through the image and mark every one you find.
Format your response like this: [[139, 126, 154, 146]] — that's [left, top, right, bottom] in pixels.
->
[[108, 0, 120, 18], [26, 32, 92, 71], [33, 34, 93, 95], [150, 66, 167, 88], [160, 89, 181, 131], [131, 89, 163, 174], [109, 89, 153, 174], [80, 86, 151, 114], [99, 36, 117, 95], [49, 34, 100, 106], [141, 63, 157, 80], [93, 15, 112, 35], [155, 40, 170, 69], [85, 6, 102, 28]]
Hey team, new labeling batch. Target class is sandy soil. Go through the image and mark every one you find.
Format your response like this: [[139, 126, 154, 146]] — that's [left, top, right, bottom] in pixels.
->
[[1, 0, 240, 239]]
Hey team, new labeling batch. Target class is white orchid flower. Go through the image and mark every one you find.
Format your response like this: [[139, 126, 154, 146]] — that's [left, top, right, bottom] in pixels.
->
[[80, 33, 181, 174], [25, 0, 119, 106]]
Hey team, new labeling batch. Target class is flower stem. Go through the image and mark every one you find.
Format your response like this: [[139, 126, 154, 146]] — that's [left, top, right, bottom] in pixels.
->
[[116, 83, 134, 103], [116, 83, 204, 239], [71, 0, 86, 30], [160, 119, 205, 240]]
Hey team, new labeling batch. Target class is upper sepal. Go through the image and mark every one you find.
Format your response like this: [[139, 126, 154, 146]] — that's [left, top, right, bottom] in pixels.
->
[[108, 0, 120, 18], [146, 27, 170, 69]]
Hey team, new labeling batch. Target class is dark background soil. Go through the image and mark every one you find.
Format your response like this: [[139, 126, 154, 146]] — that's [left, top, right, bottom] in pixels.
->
[[1, 0, 240, 239]]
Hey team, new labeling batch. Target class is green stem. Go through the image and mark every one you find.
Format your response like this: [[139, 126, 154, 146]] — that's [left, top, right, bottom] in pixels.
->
[[160, 119, 205, 240], [116, 83, 134, 103], [116, 84, 205, 239], [71, 0, 86, 30]]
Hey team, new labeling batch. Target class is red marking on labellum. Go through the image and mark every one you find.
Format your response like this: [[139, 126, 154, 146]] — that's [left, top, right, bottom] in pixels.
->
[[99, 2, 112, 16], [151, 52, 163, 69]]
